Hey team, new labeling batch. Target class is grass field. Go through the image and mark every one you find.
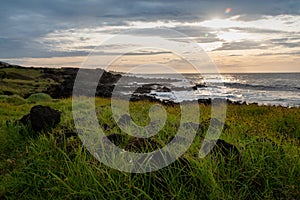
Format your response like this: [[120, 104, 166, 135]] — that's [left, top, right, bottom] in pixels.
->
[[0, 94, 299, 199], [0, 67, 57, 98]]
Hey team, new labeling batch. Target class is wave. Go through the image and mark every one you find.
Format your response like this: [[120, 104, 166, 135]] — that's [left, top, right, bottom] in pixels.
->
[[224, 82, 300, 92]]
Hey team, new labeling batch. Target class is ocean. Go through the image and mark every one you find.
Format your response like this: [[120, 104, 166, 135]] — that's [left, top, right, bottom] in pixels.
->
[[121, 73, 300, 107]]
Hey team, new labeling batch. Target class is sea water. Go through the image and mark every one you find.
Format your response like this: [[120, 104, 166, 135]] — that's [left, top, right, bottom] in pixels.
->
[[122, 73, 300, 107]]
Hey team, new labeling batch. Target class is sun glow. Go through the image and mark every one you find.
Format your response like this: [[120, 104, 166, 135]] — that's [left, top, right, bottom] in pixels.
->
[[217, 30, 261, 42], [200, 15, 300, 32]]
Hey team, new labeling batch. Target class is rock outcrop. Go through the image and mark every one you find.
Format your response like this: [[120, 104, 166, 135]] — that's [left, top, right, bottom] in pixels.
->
[[20, 105, 61, 134]]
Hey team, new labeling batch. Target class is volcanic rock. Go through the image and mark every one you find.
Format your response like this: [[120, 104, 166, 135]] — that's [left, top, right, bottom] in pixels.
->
[[20, 105, 61, 133]]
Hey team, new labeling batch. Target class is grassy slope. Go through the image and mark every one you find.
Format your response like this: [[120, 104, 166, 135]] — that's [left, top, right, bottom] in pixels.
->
[[0, 96, 299, 199], [0, 67, 57, 97]]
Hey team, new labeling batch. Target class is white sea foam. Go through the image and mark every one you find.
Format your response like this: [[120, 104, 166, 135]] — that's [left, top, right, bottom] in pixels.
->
[[121, 73, 300, 107]]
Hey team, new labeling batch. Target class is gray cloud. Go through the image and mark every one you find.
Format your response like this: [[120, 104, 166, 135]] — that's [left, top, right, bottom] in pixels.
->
[[0, 38, 89, 58], [214, 41, 265, 51], [0, 0, 300, 58], [214, 38, 300, 52], [255, 51, 300, 56], [91, 50, 173, 56], [270, 37, 300, 48]]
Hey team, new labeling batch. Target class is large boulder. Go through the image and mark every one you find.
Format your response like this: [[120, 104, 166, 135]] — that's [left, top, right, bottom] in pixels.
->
[[20, 105, 61, 133]]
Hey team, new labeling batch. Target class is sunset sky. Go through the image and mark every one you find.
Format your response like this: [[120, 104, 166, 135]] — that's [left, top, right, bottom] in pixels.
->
[[0, 0, 299, 73]]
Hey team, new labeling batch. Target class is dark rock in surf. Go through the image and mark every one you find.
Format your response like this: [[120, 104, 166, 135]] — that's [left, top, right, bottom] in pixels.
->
[[129, 94, 157, 102], [192, 83, 206, 90], [134, 83, 171, 94]]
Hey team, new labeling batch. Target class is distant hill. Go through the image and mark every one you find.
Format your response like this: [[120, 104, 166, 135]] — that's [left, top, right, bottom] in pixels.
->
[[0, 61, 121, 98]]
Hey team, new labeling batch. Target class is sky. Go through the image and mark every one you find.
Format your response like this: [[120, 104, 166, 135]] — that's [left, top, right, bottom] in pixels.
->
[[0, 0, 300, 73]]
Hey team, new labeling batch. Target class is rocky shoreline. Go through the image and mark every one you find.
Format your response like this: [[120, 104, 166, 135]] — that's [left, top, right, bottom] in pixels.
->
[[0, 62, 284, 107]]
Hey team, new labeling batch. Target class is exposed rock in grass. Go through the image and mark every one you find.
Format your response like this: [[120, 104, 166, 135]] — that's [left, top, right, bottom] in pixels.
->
[[105, 133, 126, 146], [183, 122, 200, 131], [3, 91, 14, 95], [133, 150, 172, 172], [20, 105, 61, 133], [102, 123, 111, 131], [166, 135, 196, 152], [215, 139, 240, 156], [117, 114, 131, 126], [202, 139, 240, 160], [64, 131, 78, 138]]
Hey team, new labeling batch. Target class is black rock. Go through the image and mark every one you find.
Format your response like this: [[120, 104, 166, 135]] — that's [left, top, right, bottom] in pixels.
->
[[133, 150, 172, 172], [45, 68, 121, 98], [167, 135, 190, 145], [215, 139, 239, 156], [129, 94, 157, 102], [104, 133, 126, 146], [117, 114, 131, 126], [102, 123, 111, 131], [183, 122, 200, 131], [202, 139, 240, 159], [135, 83, 171, 94], [64, 131, 78, 138], [3, 91, 14, 95], [20, 105, 61, 133], [192, 83, 206, 90], [198, 98, 212, 105]]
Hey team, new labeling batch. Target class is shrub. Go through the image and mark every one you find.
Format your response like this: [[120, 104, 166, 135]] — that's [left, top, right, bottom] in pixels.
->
[[27, 93, 52, 103]]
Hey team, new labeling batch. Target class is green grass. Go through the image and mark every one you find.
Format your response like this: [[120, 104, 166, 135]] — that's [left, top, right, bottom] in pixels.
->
[[0, 97, 299, 199], [0, 67, 56, 97], [26, 93, 52, 103]]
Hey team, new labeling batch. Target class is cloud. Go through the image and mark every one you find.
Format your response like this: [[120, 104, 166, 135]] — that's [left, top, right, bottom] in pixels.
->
[[270, 37, 300, 48], [200, 15, 300, 33], [255, 51, 300, 56], [0, 37, 89, 58], [0, 0, 299, 64], [213, 41, 265, 51]]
